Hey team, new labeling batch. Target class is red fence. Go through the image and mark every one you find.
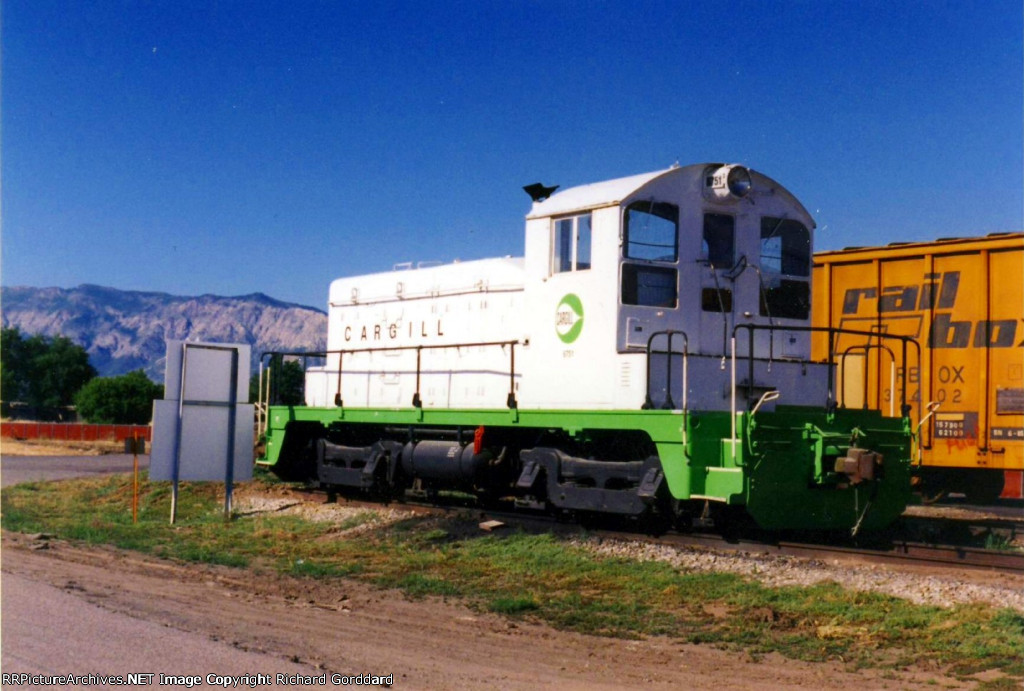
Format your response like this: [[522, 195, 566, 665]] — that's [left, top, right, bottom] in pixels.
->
[[1, 422, 152, 443]]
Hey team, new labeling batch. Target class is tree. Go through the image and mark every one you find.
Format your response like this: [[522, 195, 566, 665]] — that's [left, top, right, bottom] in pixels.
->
[[74, 370, 164, 424], [1, 327, 35, 401], [31, 334, 98, 409], [249, 357, 305, 405], [1, 327, 96, 408]]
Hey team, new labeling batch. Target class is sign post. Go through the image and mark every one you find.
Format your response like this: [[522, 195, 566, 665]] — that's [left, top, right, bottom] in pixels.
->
[[124, 434, 145, 523]]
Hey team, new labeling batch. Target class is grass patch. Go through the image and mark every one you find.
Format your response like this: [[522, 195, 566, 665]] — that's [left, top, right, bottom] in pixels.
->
[[291, 558, 363, 578], [395, 573, 462, 598], [3, 475, 1023, 684], [489, 596, 540, 615]]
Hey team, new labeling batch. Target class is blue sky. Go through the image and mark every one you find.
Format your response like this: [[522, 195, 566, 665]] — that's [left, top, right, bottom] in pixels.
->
[[3, 1, 1022, 310]]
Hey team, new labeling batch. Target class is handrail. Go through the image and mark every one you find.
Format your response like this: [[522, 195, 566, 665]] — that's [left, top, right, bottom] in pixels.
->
[[261, 340, 520, 410], [641, 329, 690, 454], [729, 324, 921, 417], [839, 342, 897, 415], [259, 351, 328, 410], [642, 330, 689, 412], [727, 325, 920, 463], [913, 401, 942, 465]]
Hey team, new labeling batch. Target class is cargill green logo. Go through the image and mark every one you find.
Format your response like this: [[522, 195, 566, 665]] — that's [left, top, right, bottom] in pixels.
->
[[555, 293, 584, 344]]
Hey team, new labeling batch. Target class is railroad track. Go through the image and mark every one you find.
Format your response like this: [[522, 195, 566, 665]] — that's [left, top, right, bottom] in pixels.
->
[[488, 511, 1024, 575], [881, 540, 1024, 572], [905, 499, 1024, 525], [288, 486, 1024, 576], [654, 532, 1024, 574], [898, 503, 1024, 561]]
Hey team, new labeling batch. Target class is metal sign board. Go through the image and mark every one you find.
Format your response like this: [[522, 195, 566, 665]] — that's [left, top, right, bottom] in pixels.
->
[[150, 400, 254, 482], [163, 340, 249, 404], [150, 341, 253, 521]]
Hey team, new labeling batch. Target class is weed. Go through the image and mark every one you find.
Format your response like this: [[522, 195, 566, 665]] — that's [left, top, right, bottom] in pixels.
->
[[983, 532, 1018, 552], [395, 573, 462, 598], [489, 597, 540, 615]]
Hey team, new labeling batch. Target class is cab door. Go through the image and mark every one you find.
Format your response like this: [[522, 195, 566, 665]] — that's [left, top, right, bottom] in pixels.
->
[[617, 200, 681, 407], [696, 212, 738, 357], [617, 200, 681, 352]]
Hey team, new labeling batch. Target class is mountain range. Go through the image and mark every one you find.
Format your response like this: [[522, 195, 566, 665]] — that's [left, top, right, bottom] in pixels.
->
[[0, 284, 327, 381]]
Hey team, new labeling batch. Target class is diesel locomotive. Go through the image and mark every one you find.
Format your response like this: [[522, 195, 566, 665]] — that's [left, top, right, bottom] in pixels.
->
[[258, 163, 920, 533]]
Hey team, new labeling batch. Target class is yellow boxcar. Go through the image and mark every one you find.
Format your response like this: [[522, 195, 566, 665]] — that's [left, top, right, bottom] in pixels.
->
[[812, 232, 1023, 501]]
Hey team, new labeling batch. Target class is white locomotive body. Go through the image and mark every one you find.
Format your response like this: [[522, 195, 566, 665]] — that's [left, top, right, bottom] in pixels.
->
[[264, 162, 916, 532], [307, 163, 821, 414], [305, 257, 526, 408]]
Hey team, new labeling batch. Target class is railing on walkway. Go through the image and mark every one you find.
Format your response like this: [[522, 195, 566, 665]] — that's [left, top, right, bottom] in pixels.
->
[[260, 340, 521, 411]]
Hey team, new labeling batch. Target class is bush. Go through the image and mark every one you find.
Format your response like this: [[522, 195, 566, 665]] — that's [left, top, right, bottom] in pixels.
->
[[74, 370, 164, 424]]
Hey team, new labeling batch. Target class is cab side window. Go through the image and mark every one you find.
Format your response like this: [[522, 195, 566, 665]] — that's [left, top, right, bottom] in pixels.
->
[[622, 265, 677, 308], [552, 213, 592, 273], [621, 201, 679, 307]]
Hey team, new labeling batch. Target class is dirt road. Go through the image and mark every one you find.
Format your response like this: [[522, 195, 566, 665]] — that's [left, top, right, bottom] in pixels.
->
[[2, 566, 319, 682], [2, 533, 969, 690], [1, 453, 145, 487]]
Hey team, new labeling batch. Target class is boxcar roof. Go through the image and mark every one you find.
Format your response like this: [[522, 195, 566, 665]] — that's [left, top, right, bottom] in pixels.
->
[[814, 231, 1024, 263]]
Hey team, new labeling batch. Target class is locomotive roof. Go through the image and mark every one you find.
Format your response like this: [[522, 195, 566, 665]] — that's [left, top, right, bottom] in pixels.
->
[[525, 167, 674, 219], [525, 163, 813, 225]]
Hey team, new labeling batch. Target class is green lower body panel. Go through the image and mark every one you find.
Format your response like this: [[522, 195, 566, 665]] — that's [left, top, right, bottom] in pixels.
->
[[741, 407, 912, 531], [260, 403, 912, 532]]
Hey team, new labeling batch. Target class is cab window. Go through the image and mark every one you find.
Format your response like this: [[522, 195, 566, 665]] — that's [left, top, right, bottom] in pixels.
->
[[624, 201, 678, 262], [760, 217, 810, 319], [622, 265, 677, 308], [760, 217, 810, 276], [552, 213, 592, 273], [702, 214, 735, 268]]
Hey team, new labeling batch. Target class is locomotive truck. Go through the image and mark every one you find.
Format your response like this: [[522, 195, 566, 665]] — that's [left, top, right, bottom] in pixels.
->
[[258, 163, 919, 533]]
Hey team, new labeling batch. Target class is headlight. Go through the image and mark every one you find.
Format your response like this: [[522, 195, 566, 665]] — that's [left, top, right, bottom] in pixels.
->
[[727, 166, 752, 198], [704, 164, 752, 202]]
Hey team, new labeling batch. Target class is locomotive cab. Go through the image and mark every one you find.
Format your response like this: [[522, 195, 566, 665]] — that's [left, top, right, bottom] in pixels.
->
[[518, 163, 817, 412]]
